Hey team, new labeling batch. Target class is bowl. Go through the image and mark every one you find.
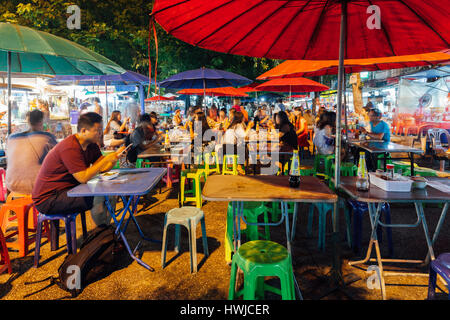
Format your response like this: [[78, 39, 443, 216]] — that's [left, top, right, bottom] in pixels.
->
[[411, 176, 427, 189]]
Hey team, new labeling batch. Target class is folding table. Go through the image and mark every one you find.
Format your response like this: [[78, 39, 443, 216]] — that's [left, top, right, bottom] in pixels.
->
[[202, 174, 338, 299], [67, 168, 167, 271], [339, 176, 450, 299]]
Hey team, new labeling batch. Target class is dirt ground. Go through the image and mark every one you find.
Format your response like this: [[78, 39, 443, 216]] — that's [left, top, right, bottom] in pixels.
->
[[1, 162, 449, 300]]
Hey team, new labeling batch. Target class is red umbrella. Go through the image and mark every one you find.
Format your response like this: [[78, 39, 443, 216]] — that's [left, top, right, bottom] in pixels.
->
[[152, 1, 449, 60], [255, 77, 329, 92], [145, 95, 174, 101]]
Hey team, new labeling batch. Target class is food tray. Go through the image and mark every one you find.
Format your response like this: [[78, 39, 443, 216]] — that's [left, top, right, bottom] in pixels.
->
[[369, 173, 412, 192]]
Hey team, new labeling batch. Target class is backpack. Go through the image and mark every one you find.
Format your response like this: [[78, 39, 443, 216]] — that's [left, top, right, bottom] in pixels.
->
[[24, 224, 125, 299]]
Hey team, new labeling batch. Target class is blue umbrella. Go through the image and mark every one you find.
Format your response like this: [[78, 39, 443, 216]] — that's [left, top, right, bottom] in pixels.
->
[[403, 66, 450, 79], [47, 71, 157, 115], [159, 67, 252, 89]]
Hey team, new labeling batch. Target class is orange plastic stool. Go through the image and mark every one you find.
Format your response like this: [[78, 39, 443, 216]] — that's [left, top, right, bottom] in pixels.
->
[[0, 198, 49, 257], [0, 227, 11, 274]]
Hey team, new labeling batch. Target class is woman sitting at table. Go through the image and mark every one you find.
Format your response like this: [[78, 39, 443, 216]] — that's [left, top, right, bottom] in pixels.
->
[[206, 106, 219, 129], [268, 111, 298, 174], [221, 111, 254, 175], [217, 108, 228, 130], [103, 110, 129, 149], [293, 107, 310, 151], [313, 111, 336, 155]]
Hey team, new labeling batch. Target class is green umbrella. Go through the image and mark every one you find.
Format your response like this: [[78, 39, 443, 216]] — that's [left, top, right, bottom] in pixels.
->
[[0, 22, 125, 133]]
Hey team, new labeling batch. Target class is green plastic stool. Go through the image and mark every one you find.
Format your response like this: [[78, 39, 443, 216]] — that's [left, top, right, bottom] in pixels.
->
[[135, 158, 144, 168], [307, 200, 352, 251], [222, 154, 239, 175], [403, 167, 438, 177], [224, 202, 270, 264], [377, 154, 393, 170], [228, 240, 295, 300], [180, 169, 206, 208], [268, 202, 296, 223], [329, 162, 357, 190], [313, 154, 335, 179]]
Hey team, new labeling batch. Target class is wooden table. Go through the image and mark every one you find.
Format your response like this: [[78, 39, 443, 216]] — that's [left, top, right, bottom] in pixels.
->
[[339, 176, 450, 299], [349, 141, 424, 175], [202, 175, 338, 299]]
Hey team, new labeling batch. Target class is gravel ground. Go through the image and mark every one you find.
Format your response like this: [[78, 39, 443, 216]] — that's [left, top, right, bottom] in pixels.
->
[[1, 167, 449, 300]]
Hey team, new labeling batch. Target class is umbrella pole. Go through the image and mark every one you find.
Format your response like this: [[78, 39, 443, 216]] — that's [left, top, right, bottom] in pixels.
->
[[331, 0, 347, 287], [105, 81, 108, 120], [343, 74, 349, 143], [7, 51, 11, 135]]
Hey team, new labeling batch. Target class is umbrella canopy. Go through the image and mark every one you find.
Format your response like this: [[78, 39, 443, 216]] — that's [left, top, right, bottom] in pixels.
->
[[46, 71, 152, 85], [145, 95, 175, 101], [255, 77, 329, 92], [159, 67, 252, 89], [152, 1, 449, 60], [257, 52, 450, 79], [289, 94, 308, 99], [0, 23, 124, 75], [403, 65, 450, 79], [177, 86, 249, 97]]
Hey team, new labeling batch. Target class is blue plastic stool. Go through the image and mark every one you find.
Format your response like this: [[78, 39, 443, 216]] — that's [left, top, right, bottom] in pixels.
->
[[347, 200, 394, 257], [428, 253, 450, 300], [307, 200, 352, 251], [34, 211, 87, 268]]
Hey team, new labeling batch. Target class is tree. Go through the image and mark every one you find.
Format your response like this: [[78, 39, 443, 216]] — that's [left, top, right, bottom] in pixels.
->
[[0, 0, 281, 83]]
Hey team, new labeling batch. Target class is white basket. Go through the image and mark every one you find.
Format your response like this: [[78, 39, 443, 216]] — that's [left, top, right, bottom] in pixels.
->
[[369, 173, 413, 192]]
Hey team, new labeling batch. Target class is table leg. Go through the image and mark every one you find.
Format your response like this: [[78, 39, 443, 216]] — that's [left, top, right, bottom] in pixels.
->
[[384, 153, 387, 171], [104, 195, 158, 271], [424, 202, 449, 264], [415, 202, 435, 261], [410, 153, 415, 176]]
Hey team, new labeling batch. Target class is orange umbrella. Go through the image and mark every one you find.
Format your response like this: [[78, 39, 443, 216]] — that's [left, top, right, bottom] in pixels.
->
[[255, 77, 329, 93], [145, 95, 174, 101], [257, 51, 450, 79]]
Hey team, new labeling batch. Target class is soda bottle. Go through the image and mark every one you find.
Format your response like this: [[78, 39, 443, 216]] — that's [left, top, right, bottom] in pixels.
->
[[164, 130, 170, 151], [356, 151, 370, 191], [289, 149, 301, 188]]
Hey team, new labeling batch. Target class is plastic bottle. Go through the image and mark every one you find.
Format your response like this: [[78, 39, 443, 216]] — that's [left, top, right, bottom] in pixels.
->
[[356, 151, 370, 191], [164, 130, 170, 150]]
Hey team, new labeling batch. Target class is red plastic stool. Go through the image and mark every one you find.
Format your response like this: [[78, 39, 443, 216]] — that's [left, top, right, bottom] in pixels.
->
[[0, 198, 50, 257], [0, 227, 11, 274]]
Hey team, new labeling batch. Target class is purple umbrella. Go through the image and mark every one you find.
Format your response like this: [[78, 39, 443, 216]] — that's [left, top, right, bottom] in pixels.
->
[[159, 67, 252, 89]]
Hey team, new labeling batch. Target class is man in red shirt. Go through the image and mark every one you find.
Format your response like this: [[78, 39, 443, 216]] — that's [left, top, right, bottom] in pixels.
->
[[32, 112, 125, 221]]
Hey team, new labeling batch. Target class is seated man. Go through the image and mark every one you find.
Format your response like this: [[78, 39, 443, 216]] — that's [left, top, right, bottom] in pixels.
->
[[32, 112, 125, 225], [126, 113, 160, 164], [6, 109, 57, 196], [359, 108, 391, 142]]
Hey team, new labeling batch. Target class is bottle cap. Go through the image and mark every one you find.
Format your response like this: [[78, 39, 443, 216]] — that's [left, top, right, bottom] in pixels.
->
[[386, 164, 394, 170]]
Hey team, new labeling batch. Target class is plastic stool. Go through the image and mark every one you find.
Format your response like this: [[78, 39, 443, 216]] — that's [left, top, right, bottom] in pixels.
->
[[404, 167, 438, 177], [428, 253, 450, 300], [0, 198, 49, 257], [347, 200, 394, 257], [313, 154, 335, 179], [180, 169, 206, 208], [161, 207, 208, 273], [224, 202, 270, 264], [329, 162, 358, 190], [204, 152, 220, 176], [307, 200, 352, 251], [377, 154, 393, 170], [34, 211, 88, 268], [268, 202, 296, 223], [0, 228, 11, 274], [228, 240, 295, 300], [222, 155, 238, 175]]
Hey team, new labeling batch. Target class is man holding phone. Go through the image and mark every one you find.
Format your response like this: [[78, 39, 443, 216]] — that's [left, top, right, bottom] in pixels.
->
[[32, 112, 127, 226]]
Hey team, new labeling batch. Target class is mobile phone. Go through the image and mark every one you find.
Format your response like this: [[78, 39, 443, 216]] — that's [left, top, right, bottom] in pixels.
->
[[118, 144, 132, 156]]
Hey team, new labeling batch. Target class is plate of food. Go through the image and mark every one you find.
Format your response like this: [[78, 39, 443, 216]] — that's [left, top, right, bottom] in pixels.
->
[[99, 171, 119, 181]]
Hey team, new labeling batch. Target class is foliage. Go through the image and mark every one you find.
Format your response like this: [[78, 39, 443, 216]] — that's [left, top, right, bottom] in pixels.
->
[[0, 0, 281, 84]]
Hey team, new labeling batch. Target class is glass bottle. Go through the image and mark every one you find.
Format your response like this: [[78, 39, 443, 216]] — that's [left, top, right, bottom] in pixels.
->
[[289, 149, 301, 188], [356, 152, 370, 191], [164, 130, 170, 151]]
